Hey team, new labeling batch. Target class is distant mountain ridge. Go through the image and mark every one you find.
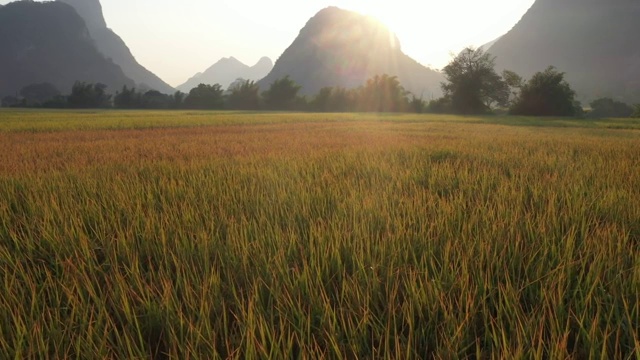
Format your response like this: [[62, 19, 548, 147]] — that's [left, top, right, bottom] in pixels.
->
[[258, 7, 443, 98], [479, 37, 501, 53], [488, 0, 640, 102], [177, 57, 273, 93], [0, 1, 134, 97], [58, 0, 175, 94]]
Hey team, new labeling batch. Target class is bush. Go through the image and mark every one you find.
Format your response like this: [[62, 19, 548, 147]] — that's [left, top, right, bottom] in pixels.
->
[[588, 98, 633, 118], [426, 97, 452, 114]]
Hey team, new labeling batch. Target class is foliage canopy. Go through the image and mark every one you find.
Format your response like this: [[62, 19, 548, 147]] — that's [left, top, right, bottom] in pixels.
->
[[588, 98, 633, 118], [184, 84, 225, 110], [441, 47, 508, 114], [67, 82, 111, 109], [262, 76, 302, 111], [510, 67, 581, 117], [227, 80, 261, 110]]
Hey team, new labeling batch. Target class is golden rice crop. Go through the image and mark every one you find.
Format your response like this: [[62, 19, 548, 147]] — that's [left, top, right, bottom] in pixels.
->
[[1, 110, 638, 358]]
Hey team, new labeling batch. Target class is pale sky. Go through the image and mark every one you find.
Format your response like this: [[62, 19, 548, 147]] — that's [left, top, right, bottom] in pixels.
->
[[1, 0, 536, 87]]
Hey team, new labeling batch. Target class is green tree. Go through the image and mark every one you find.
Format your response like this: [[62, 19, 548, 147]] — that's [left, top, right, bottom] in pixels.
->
[[67, 82, 111, 108], [502, 70, 523, 106], [262, 76, 301, 111], [510, 67, 581, 116], [171, 91, 185, 109], [41, 95, 68, 109], [312, 87, 354, 112], [114, 86, 140, 109], [331, 87, 355, 112], [141, 90, 172, 109], [441, 47, 508, 114], [632, 104, 640, 118], [19, 82, 60, 106], [313, 87, 333, 112], [357, 74, 409, 112], [227, 80, 260, 110], [409, 95, 427, 113], [588, 98, 633, 118], [184, 83, 224, 110]]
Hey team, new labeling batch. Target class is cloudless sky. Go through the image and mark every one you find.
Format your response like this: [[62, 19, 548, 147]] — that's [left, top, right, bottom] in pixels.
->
[[1, 0, 536, 87]]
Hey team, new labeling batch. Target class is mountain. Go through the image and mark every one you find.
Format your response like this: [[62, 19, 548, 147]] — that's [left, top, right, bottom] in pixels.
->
[[58, 0, 175, 94], [0, 1, 134, 98], [488, 0, 640, 102], [457, 37, 501, 58], [479, 36, 502, 53], [177, 57, 273, 93], [257, 7, 443, 98]]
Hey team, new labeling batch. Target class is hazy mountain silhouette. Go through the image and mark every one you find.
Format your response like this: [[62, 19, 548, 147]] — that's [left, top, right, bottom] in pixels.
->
[[479, 37, 502, 53], [457, 37, 501, 58], [177, 57, 273, 93], [0, 1, 134, 98], [257, 7, 443, 98], [489, 0, 640, 102], [58, 0, 175, 94]]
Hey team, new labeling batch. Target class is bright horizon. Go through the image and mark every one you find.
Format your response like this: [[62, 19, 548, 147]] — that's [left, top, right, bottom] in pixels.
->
[[0, 0, 536, 88]]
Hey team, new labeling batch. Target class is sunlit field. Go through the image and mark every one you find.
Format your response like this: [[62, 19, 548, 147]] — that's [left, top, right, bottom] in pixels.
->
[[1, 110, 639, 359]]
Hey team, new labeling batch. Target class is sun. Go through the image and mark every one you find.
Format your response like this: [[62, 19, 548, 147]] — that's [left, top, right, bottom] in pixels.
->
[[338, 1, 494, 69], [336, 2, 414, 51], [338, 3, 434, 41], [342, 2, 405, 32]]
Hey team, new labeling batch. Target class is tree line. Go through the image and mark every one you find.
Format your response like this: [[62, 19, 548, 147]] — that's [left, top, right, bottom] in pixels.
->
[[2, 47, 639, 118], [0, 75, 420, 113]]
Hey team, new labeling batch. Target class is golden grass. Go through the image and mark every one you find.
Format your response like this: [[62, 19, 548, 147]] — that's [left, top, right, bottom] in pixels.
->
[[0, 110, 639, 358]]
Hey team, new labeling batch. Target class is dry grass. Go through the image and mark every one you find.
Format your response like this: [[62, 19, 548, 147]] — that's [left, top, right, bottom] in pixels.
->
[[1, 110, 639, 358]]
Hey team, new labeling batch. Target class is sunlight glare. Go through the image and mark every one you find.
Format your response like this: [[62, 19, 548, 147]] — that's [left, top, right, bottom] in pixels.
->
[[340, 0, 534, 70]]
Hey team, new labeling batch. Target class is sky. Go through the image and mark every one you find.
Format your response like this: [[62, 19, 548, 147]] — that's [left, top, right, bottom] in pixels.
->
[[1, 0, 536, 87]]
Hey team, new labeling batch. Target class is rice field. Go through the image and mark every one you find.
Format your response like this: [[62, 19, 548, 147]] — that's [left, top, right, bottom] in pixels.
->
[[1, 110, 639, 359]]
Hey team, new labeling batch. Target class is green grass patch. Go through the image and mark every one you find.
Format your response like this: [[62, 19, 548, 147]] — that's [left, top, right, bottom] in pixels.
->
[[2, 108, 640, 132]]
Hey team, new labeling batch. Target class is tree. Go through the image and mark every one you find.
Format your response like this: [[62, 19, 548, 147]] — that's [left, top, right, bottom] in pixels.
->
[[19, 82, 60, 106], [312, 86, 354, 112], [441, 47, 508, 114], [171, 91, 185, 109], [227, 78, 247, 93], [502, 70, 523, 107], [1, 96, 22, 108], [357, 74, 409, 112], [41, 95, 68, 109], [510, 67, 581, 116], [184, 84, 224, 109], [114, 86, 140, 109], [426, 97, 452, 114], [313, 87, 333, 112], [141, 90, 172, 109], [67, 82, 111, 108], [409, 95, 427, 113], [227, 80, 260, 110], [632, 104, 640, 118], [262, 76, 301, 111], [588, 98, 633, 118], [331, 87, 355, 112], [114, 87, 177, 109]]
